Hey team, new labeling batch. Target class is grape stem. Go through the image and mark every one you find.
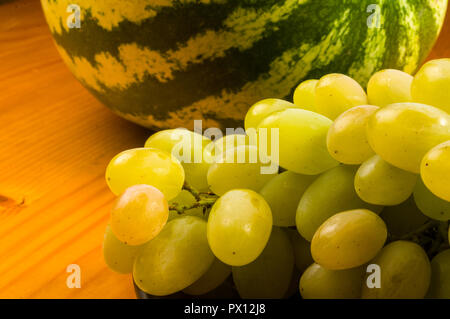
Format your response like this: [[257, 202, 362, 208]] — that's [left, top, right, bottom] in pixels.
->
[[170, 182, 219, 214], [169, 197, 217, 214], [396, 220, 440, 241], [390, 220, 450, 258], [182, 182, 201, 201]]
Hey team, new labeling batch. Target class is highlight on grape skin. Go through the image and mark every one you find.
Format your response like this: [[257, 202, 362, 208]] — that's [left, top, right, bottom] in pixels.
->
[[102, 60, 450, 300], [110, 184, 169, 246], [105, 147, 185, 200]]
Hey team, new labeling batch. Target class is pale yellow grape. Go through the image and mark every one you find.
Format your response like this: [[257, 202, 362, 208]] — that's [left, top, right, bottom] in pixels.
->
[[311, 209, 387, 270], [380, 196, 429, 238], [367, 69, 413, 107], [293, 79, 318, 112], [208, 133, 254, 161], [366, 102, 450, 173], [315, 73, 368, 120], [207, 145, 276, 196], [105, 147, 184, 199], [183, 258, 231, 296], [144, 129, 211, 157], [207, 189, 273, 266], [168, 190, 205, 221], [413, 178, 450, 221], [133, 216, 215, 296], [427, 249, 450, 299], [299, 263, 365, 299], [296, 165, 382, 241], [259, 171, 316, 226], [257, 108, 339, 175], [362, 241, 431, 299], [327, 105, 379, 164], [232, 227, 294, 299], [110, 185, 168, 246], [103, 225, 141, 274], [286, 228, 313, 273], [421, 140, 450, 202], [144, 129, 212, 191], [412, 58, 450, 113], [355, 155, 418, 206], [244, 98, 297, 130]]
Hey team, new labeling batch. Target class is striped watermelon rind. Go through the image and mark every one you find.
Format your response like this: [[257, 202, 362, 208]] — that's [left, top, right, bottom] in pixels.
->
[[41, 0, 448, 130]]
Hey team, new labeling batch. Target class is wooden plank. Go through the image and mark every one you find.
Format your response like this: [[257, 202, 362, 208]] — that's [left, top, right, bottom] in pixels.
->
[[0, 0, 148, 299]]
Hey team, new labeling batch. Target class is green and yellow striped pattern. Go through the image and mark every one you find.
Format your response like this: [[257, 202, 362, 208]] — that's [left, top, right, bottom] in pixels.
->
[[41, 0, 448, 129]]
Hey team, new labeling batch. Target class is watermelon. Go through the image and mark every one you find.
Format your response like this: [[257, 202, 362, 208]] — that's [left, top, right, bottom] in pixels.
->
[[41, 0, 448, 130]]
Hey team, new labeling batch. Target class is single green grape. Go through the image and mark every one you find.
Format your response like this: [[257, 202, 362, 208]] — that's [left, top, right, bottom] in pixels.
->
[[144, 129, 212, 191], [367, 69, 413, 107], [296, 165, 382, 241], [380, 196, 429, 238], [421, 140, 450, 202], [103, 225, 142, 274], [207, 145, 276, 196], [362, 241, 431, 299], [412, 58, 450, 113], [167, 190, 205, 221], [413, 178, 450, 221], [299, 263, 365, 299], [257, 108, 339, 175], [326, 105, 379, 164], [110, 185, 168, 246], [105, 147, 185, 199], [284, 268, 302, 299], [311, 209, 387, 270], [293, 79, 318, 112], [167, 211, 181, 223], [259, 171, 316, 227], [208, 133, 254, 161], [315, 73, 368, 120], [133, 216, 215, 296], [183, 258, 231, 296], [232, 227, 294, 299], [286, 228, 313, 273], [427, 249, 450, 299], [244, 99, 297, 130], [366, 102, 450, 173], [355, 155, 418, 206], [207, 189, 273, 266]]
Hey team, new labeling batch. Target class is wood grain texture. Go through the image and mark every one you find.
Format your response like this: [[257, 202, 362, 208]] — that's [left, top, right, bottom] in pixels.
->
[[426, 5, 450, 62], [0, 0, 148, 299], [0, 0, 449, 299]]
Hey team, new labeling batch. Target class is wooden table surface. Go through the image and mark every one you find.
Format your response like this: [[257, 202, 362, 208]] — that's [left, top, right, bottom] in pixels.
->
[[0, 0, 449, 299]]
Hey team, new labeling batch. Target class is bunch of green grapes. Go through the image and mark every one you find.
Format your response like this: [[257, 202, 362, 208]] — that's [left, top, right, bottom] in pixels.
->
[[102, 58, 450, 300], [102, 127, 280, 297]]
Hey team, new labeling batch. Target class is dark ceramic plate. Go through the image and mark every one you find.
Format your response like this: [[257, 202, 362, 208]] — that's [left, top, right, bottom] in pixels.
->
[[134, 276, 240, 299], [134, 276, 301, 299]]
